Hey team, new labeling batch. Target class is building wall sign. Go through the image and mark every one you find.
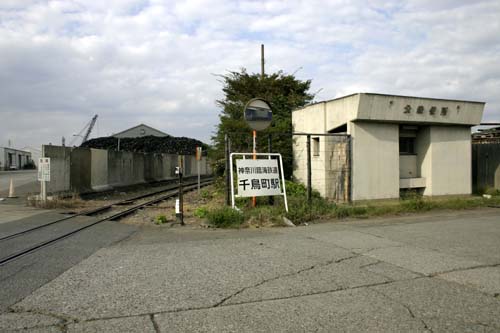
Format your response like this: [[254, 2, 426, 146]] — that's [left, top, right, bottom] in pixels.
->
[[403, 105, 449, 117]]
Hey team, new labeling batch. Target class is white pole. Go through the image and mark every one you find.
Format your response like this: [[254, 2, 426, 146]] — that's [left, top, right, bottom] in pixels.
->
[[230, 153, 235, 209], [42, 180, 47, 202], [279, 154, 288, 212]]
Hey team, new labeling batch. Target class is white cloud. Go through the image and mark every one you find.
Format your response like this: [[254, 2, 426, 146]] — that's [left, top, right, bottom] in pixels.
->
[[0, 0, 499, 149]]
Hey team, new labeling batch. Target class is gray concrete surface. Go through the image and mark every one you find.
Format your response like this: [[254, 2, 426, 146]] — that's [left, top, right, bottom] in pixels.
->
[[1, 209, 500, 332], [0, 212, 138, 313], [0, 170, 38, 197], [0, 203, 50, 225]]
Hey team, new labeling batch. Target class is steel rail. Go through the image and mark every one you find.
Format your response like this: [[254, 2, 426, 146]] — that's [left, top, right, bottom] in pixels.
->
[[0, 178, 212, 242], [0, 180, 212, 266]]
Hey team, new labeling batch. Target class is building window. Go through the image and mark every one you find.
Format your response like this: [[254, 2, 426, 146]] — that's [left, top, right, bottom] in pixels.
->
[[312, 137, 320, 156], [399, 137, 415, 155]]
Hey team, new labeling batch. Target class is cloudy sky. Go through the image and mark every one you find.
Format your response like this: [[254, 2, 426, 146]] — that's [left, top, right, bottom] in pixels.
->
[[1, 0, 499, 150]]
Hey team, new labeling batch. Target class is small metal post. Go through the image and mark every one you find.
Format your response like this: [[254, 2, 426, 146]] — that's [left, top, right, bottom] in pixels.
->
[[225, 134, 231, 206], [196, 146, 201, 195], [268, 133, 274, 205], [177, 156, 184, 225], [306, 134, 312, 205]]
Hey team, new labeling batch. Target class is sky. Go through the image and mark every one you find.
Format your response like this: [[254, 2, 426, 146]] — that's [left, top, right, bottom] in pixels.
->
[[1, 0, 499, 150]]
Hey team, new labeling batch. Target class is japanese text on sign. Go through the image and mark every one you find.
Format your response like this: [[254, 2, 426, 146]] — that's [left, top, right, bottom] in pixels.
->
[[236, 159, 281, 197], [38, 158, 50, 182]]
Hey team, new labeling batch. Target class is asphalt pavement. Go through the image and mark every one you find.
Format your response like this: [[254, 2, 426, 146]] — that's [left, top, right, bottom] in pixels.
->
[[0, 170, 38, 197], [1, 208, 500, 332]]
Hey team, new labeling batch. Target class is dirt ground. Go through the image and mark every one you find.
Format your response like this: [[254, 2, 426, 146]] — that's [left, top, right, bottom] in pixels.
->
[[120, 185, 223, 228]]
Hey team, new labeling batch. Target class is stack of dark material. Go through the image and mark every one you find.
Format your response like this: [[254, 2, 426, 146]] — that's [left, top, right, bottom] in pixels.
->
[[81, 135, 208, 155]]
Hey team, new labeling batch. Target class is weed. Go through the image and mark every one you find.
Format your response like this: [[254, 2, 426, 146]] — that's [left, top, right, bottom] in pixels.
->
[[485, 188, 500, 196], [194, 207, 209, 218], [206, 207, 244, 228], [155, 214, 168, 225], [200, 189, 212, 200], [27, 195, 86, 209]]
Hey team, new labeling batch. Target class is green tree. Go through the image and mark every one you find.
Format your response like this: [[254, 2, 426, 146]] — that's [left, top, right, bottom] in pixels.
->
[[212, 69, 314, 179]]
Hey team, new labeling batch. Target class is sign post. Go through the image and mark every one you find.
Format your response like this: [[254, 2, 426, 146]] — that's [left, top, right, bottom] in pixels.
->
[[175, 156, 184, 225], [243, 98, 273, 207], [230, 153, 288, 212], [38, 158, 50, 202], [196, 146, 202, 195]]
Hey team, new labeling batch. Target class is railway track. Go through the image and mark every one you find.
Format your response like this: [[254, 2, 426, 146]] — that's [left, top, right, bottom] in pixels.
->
[[0, 178, 213, 266]]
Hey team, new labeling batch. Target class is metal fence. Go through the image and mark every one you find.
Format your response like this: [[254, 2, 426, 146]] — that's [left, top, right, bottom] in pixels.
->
[[472, 142, 500, 192], [224, 131, 351, 205]]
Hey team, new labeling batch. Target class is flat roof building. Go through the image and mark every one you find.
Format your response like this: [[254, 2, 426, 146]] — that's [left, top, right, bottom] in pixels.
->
[[0, 147, 33, 170], [292, 93, 485, 201]]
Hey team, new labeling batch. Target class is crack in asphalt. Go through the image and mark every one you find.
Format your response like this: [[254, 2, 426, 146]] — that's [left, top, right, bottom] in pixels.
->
[[7, 307, 76, 325], [213, 254, 361, 307], [16, 276, 433, 331], [1, 307, 69, 332], [369, 287, 434, 333], [430, 262, 500, 277]]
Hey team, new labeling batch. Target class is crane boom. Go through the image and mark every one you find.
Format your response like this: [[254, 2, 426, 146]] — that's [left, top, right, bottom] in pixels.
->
[[82, 114, 98, 143]]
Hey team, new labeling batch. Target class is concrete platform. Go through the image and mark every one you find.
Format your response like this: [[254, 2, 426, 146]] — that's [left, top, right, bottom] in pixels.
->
[[2, 209, 500, 332], [0, 202, 49, 225]]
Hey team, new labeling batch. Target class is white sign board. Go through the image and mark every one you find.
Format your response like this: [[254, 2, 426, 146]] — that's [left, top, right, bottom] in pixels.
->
[[38, 158, 50, 182], [236, 159, 281, 197], [230, 153, 288, 212]]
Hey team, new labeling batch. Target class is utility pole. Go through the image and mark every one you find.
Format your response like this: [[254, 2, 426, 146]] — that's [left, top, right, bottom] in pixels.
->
[[261, 44, 265, 79]]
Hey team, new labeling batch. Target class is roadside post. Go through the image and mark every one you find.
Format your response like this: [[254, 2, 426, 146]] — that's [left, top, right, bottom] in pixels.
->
[[38, 157, 50, 202], [243, 98, 273, 207], [196, 146, 202, 195], [175, 156, 184, 225]]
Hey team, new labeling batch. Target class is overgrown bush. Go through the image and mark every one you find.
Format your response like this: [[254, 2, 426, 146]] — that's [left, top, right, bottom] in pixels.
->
[[206, 207, 244, 228], [285, 196, 334, 223]]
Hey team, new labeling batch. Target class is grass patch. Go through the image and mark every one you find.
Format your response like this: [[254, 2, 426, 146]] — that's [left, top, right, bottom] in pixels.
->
[[27, 194, 86, 209], [198, 178, 500, 228], [154, 214, 168, 225], [206, 206, 245, 228]]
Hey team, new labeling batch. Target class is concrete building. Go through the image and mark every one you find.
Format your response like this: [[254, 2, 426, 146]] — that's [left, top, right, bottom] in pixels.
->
[[113, 124, 169, 139], [293, 93, 485, 201], [0, 147, 33, 170]]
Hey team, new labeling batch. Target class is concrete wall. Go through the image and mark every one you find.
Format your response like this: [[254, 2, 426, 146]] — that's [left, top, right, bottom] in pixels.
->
[[400, 155, 417, 178], [292, 105, 329, 196], [325, 94, 360, 132], [69, 148, 92, 193], [42, 145, 72, 193], [351, 122, 400, 200], [472, 143, 500, 192], [357, 93, 484, 126], [419, 126, 472, 196], [43, 145, 211, 194], [91, 149, 109, 191]]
